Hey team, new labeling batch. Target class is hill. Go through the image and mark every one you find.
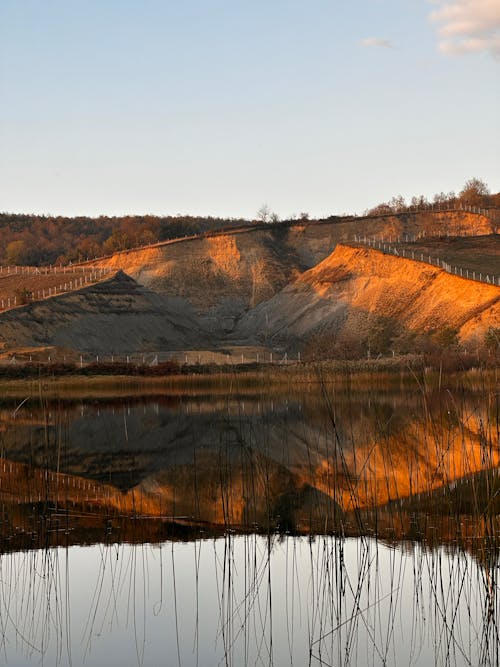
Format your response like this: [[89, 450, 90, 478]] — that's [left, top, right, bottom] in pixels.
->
[[234, 244, 500, 353], [0, 210, 498, 360], [0, 271, 205, 355], [85, 210, 494, 334]]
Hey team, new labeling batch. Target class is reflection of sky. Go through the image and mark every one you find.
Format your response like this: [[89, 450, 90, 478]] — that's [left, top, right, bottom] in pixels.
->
[[0, 537, 490, 666]]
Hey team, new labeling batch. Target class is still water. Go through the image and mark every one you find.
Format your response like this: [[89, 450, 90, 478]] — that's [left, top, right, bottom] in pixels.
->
[[1, 535, 498, 667], [0, 377, 498, 665]]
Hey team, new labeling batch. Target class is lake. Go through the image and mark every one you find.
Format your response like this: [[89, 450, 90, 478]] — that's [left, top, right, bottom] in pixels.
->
[[0, 372, 498, 665]]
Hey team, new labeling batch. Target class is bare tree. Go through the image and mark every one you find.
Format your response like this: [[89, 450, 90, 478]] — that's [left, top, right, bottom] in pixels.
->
[[410, 194, 429, 208], [432, 191, 448, 205], [389, 195, 406, 212], [459, 178, 490, 207], [256, 204, 271, 223]]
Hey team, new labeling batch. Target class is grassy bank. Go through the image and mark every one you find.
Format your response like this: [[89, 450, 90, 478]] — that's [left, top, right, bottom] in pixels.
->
[[0, 357, 497, 399]]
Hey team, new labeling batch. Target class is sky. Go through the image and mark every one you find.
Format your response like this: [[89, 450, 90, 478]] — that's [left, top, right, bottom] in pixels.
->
[[1, 0, 499, 219]]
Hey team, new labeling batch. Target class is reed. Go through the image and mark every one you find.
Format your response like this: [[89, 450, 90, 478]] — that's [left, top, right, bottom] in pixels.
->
[[0, 366, 498, 665]]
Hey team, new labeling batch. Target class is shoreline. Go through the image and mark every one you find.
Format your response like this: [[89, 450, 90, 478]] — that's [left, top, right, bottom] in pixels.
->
[[0, 360, 496, 399]]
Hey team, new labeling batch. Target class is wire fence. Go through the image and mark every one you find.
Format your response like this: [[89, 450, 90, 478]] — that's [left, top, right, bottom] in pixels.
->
[[0, 267, 113, 312], [0, 206, 497, 314], [3, 350, 302, 367], [366, 202, 493, 217], [0, 264, 113, 276], [352, 236, 500, 287], [60, 203, 500, 269]]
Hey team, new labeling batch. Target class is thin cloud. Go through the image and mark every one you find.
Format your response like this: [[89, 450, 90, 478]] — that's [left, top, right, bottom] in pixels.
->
[[360, 37, 393, 49], [429, 0, 500, 57]]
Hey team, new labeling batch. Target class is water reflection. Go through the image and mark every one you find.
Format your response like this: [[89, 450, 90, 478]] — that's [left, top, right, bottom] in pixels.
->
[[0, 385, 497, 533], [0, 535, 498, 666], [0, 380, 498, 665]]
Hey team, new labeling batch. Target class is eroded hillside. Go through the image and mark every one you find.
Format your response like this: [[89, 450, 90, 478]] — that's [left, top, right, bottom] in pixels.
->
[[0, 211, 497, 356], [235, 244, 500, 349], [0, 271, 206, 354], [87, 211, 494, 332]]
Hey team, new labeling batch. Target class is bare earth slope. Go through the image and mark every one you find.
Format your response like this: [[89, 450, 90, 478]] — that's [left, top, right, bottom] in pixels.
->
[[234, 244, 500, 347], [88, 230, 305, 335], [87, 211, 493, 334], [0, 271, 205, 354], [0, 212, 497, 356]]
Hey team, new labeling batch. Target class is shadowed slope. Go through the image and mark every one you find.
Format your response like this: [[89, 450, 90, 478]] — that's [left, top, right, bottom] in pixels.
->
[[0, 271, 205, 354]]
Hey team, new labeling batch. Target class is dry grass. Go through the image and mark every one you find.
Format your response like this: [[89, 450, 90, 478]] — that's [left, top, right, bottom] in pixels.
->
[[390, 234, 500, 275], [0, 267, 109, 309], [0, 362, 496, 399]]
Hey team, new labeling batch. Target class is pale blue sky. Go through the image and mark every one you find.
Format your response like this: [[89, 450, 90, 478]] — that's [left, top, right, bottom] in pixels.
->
[[1, 1, 499, 218]]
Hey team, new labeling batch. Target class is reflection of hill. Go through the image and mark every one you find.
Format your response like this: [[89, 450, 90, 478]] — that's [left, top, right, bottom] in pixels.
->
[[0, 387, 497, 553], [1, 389, 496, 496], [1, 455, 499, 561]]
